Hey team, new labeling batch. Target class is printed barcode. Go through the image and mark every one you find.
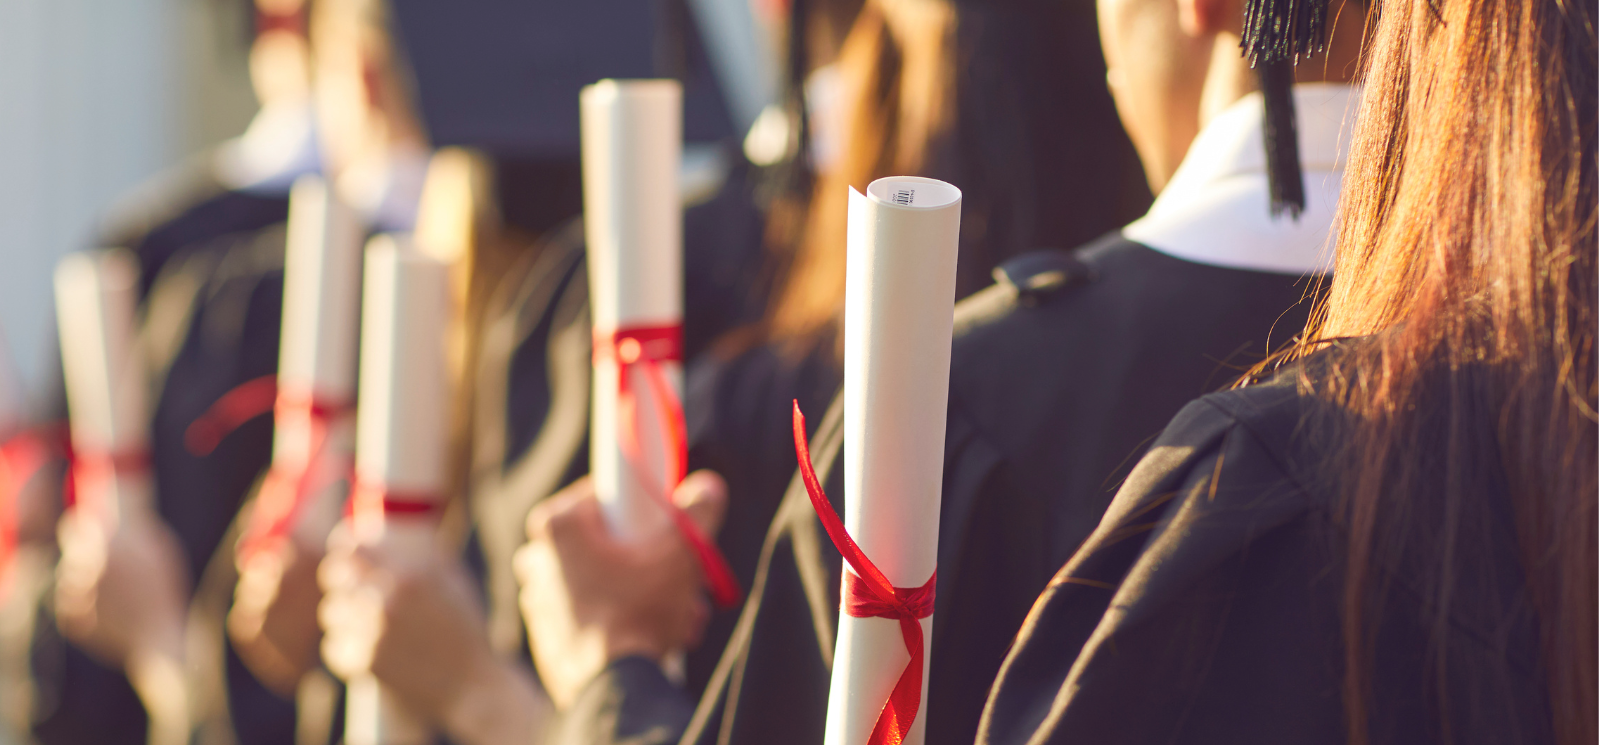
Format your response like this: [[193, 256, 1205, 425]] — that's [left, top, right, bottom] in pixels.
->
[[893, 189, 915, 205]]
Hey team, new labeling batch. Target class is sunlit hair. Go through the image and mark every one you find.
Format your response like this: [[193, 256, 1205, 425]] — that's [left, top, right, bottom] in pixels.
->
[[761, 0, 1148, 353], [766, 0, 958, 348], [1292, 0, 1597, 741]]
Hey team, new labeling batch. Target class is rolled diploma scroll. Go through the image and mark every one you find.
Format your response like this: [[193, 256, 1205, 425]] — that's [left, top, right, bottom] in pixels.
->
[[824, 177, 961, 745], [344, 236, 450, 745], [54, 249, 153, 525], [273, 176, 363, 537], [580, 79, 683, 539]]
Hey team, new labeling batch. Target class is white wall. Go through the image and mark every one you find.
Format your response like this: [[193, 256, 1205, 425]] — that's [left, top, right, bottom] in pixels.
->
[[0, 0, 252, 405]]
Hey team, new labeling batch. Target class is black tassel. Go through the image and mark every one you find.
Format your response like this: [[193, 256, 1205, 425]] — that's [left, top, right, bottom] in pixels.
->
[[1240, 0, 1330, 66], [1258, 59, 1305, 219], [1239, 0, 1327, 221]]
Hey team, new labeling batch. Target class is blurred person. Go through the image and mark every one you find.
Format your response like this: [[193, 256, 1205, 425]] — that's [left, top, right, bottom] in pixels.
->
[[678, 0, 1151, 698], [29, 3, 322, 744], [94, 0, 321, 296], [976, 0, 1597, 740], [290, 1, 769, 744], [42, 0, 438, 741], [501, 0, 1151, 738], [516, 0, 1375, 740]]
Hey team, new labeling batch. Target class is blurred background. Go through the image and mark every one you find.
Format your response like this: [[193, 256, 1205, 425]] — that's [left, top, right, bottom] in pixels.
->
[[0, 0, 255, 397]]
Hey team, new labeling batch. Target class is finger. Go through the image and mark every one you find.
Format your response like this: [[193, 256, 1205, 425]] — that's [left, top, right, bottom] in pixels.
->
[[672, 470, 728, 536], [525, 476, 594, 541], [317, 549, 359, 593], [320, 627, 370, 680], [511, 542, 537, 586], [324, 520, 354, 554]]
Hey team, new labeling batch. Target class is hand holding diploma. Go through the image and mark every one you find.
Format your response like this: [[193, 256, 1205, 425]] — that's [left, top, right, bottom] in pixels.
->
[[227, 175, 363, 694], [581, 78, 740, 610], [514, 471, 728, 709], [315, 237, 554, 745], [317, 236, 447, 745], [52, 249, 193, 745], [319, 521, 551, 745]]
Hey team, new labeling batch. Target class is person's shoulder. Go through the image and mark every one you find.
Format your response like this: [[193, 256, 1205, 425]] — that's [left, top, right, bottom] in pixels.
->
[[95, 150, 292, 279], [951, 232, 1120, 337], [95, 153, 229, 246], [945, 232, 1154, 430], [1148, 348, 1349, 500]]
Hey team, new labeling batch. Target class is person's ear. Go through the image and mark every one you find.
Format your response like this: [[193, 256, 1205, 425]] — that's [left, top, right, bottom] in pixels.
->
[[1178, 0, 1236, 36]]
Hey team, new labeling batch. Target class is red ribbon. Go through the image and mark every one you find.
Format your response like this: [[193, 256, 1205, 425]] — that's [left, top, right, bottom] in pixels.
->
[[346, 479, 445, 522], [593, 325, 742, 609], [185, 375, 352, 560], [63, 446, 149, 517], [0, 428, 52, 588], [792, 401, 936, 745]]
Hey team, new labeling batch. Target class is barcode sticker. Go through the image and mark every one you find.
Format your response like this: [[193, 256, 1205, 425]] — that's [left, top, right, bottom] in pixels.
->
[[892, 189, 915, 206]]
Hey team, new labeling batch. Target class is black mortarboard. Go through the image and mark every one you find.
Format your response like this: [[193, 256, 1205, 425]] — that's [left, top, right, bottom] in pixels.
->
[[387, 0, 734, 160], [1240, 0, 1329, 219]]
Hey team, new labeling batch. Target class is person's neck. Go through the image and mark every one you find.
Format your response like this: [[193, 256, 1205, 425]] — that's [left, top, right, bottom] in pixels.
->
[[1195, 6, 1366, 130], [1196, 34, 1261, 131]]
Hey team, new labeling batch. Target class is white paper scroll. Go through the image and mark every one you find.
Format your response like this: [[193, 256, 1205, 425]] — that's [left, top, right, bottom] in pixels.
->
[[824, 177, 961, 745], [581, 79, 684, 540], [54, 249, 153, 525], [344, 235, 450, 745], [274, 177, 363, 533]]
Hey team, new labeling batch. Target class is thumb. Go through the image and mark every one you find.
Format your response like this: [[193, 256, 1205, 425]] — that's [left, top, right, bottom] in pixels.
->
[[672, 470, 728, 538]]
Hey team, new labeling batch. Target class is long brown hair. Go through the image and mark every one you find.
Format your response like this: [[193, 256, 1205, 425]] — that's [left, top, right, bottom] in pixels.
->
[[1293, 0, 1597, 741], [763, 0, 1148, 351], [766, 0, 959, 346]]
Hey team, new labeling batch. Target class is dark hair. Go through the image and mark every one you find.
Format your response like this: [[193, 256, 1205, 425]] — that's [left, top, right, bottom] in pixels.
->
[[762, 0, 1149, 351], [1292, 0, 1597, 741]]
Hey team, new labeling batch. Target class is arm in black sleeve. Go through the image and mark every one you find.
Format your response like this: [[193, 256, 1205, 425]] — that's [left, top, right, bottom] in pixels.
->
[[545, 657, 696, 745]]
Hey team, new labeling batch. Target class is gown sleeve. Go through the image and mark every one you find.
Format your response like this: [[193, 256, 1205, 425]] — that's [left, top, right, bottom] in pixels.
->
[[977, 390, 1347, 745], [545, 657, 697, 745]]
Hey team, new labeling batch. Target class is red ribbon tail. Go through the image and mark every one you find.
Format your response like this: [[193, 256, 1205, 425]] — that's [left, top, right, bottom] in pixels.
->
[[790, 402, 896, 595], [867, 616, 926, 745], [0, 432, 50, 581], [792, 401, 936, 745], [185, 375, 279, 456], [615, 358, 743, 609]]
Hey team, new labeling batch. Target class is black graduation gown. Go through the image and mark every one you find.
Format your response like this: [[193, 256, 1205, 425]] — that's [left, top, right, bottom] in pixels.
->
[[32, 161, 293, 745], [95, 155, 294, 300], [27, 148, 766, 745], [547, 233, 1321, 745], [978, 360, 1553, 745]]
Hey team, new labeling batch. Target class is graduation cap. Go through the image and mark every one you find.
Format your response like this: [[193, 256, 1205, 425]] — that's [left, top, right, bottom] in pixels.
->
[[1240, 0, 1329, 219], [386, 0, 735, 160]]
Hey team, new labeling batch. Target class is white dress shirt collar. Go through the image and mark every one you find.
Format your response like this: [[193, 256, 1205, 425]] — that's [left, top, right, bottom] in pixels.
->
[[1122, 83, 1361, 276], [213, 100, 322, 196]]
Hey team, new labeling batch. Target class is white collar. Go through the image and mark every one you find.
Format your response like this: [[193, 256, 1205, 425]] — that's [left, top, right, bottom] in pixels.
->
[[1122, 83, 1361, 276], [212, 100, 322, 195], [336, 145, 430, 235]]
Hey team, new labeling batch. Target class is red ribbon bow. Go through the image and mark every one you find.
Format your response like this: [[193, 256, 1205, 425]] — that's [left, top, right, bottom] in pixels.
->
[[593, 325, 742, 610], [186, 375, 352, 560], [792, 401, 936, 745]]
